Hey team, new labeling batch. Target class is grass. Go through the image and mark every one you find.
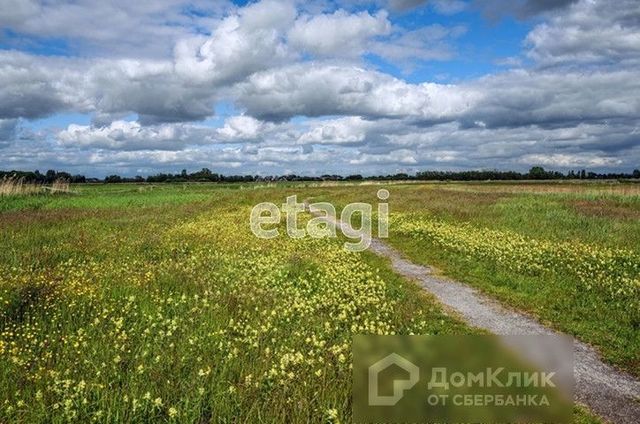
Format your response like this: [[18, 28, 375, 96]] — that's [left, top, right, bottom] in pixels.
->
[[0, 184, 481, 422], [0, 182, 614, 422], [0, 177, 72, 199], [303, 182, 640, 377], [0, 177, 44, 197]]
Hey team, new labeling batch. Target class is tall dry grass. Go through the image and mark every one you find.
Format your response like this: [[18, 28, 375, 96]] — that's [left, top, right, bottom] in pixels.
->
[[49, 179, 71, 193], [0, 177, 42, 196], [0, 176, 71, 196]]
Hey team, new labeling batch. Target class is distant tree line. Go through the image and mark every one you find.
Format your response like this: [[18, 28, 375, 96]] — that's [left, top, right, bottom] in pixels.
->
[[2, 167, 639, 184], [0, 169, 87, 183], [415, 166, 640, 181]]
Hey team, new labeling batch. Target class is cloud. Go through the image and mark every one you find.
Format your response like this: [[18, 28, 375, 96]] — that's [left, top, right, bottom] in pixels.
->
[[369, 24, 467, 65], [0, 0, 40, 26], [0, 119, 19, 148], [57, 121, 213, 150], [0, 51, 219, 124], [236, 63, 478, 121], [236, 56, 640, 133], [518, 0, 578, 16], [89, 59, 218, 124], [466, 68, 640, 129], [475, 0, 578, 20], [0, 1, 471, 124], [174, 0, 297, 84], [350, 148, 418, 165], [0, 1, 297, 124], [0, 0, 233, 58], [493, 56, 523, 67], [298, 116, 372, 145], [431, 0, 468, 15], [518, 153, 623, 167], [525, 0, 640, 67], [56, 116, 289, 150], [0, 0, 301, 124], [4, 114, 640, 176], [387, 0, 427, 11], [0, 52, 79, 120], [216, 115, 278, 142], [288, 9, 390, 57]]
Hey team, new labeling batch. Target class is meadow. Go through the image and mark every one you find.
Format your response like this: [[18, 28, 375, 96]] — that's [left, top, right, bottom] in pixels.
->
[[0, 183, 474, 423], [306, 181, 640, 378], [1, 181, 631, 422]]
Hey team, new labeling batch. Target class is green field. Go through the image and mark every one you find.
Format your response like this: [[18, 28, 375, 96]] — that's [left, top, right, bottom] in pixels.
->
[[306, 181, 640, 378], [2, 181, 635, 422]]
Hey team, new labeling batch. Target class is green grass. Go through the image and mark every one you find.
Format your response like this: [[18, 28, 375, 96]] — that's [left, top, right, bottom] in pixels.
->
[[0, 183, 611, 422], [304, 182, 640, 377]]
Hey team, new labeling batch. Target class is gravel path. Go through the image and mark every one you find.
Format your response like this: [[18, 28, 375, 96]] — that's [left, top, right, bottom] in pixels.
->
[[306, 203, 640, 423]]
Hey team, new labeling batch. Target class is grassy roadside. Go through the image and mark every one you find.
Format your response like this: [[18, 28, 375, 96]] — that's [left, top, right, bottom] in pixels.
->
[[360, 251, 600, 424], [386, 232, 639, 372], [303, 183, 640, 378]]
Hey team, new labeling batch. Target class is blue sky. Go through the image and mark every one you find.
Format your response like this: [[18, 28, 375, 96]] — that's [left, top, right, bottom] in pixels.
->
[[1, 0, 639, 176]]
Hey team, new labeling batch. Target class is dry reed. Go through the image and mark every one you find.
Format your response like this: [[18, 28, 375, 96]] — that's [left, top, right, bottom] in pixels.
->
[[0, 176, 72, 196]]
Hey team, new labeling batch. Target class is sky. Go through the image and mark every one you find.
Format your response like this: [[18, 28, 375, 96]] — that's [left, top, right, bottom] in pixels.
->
[[0, 0, 639, 177]]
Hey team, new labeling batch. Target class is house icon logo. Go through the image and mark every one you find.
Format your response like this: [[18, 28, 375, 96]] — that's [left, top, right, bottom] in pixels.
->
[[368, 353, 420, 406]]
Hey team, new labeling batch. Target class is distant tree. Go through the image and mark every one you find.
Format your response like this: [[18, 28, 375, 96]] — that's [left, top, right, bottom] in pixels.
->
[[57, 171, 72, 181], [105, 175, 123, 183], [528, 166, 547, 180], [45, 169, 57, 183]]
